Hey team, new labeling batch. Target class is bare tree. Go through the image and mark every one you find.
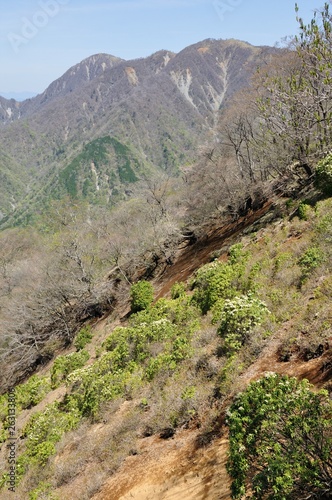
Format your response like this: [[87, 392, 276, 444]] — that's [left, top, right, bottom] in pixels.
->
[[253, 3, 332, 177]]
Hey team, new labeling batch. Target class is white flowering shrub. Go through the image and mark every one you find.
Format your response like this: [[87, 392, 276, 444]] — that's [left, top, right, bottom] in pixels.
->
[[217, 294, 270, 354], [51, 350, 89, 388], [64, 297, 199, 417], [227, 374, 332, 499], [190, 244, 249, 314], [191, 261, 238, 314], [18, 402, 80, 473]]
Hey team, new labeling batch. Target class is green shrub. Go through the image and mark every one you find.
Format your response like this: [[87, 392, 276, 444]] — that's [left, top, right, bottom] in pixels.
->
[[298, 201, 310, 220], [74, 325, 93, 351], [65, 296, 198, 417], [29, 481, 55, 500], [16, 375, 51, 410], [244, 261, 262, 292], [148, 297, 199, 327], [298, 246, 324, 283], [103, 320, 177, 364], [218, 354, 245, 395], [66, 316, 186, 417], [170, 282, 186, 299], [0, 376, 52, 427], [66, 366, 136, 417], [217, 294, 270, 355], [226, 373, 332, 499], [145, 353, 176, 381], [228, 243, 248, 265], [21, 402, 80, 467], [171, 335, 192, 363], [315, 211, 332, 244], [0, 427, 8, 444], [190, 245, 249, 314], [273, 251, 293, 276], [130, 280, 154, 313], [286, 198, 294, 210], [51, 350, 90, 388], [211, 298, 225, 324], [145, 334, 192, 381], [191, 261, 237, 314], [181, 385, 196, 401], [126, 296, 199, 337], [315, 152, 332, 196]]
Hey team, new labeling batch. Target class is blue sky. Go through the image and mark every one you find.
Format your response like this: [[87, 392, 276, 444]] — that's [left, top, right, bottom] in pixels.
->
[[0, 0, 323, 97]]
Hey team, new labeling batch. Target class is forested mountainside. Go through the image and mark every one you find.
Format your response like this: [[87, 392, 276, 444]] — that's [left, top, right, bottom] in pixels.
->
[[0, 4, 332, 500], [0, 39, 277, 224]]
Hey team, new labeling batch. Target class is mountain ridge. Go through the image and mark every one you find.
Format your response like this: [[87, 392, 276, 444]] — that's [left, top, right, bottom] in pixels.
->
[[0, 38, 279, 225]]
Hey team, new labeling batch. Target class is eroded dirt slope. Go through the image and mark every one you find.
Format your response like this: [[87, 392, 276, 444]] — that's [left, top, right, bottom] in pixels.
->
[[93, 196, 332, 500], [92, 431, 230, 500]]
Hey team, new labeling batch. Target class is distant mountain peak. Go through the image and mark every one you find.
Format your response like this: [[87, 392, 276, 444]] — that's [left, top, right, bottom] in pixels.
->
[[37, 53, 124, 103]]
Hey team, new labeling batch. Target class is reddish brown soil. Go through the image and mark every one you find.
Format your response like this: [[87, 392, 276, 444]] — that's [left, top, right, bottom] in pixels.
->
[[154, 201, 273, 298]]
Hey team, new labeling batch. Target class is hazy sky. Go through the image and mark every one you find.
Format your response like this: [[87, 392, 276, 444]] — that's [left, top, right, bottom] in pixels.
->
[[0, 0, 323, 97]]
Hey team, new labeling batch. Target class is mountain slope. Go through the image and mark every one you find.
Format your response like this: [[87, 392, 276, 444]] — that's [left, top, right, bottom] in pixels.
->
[[0, 39, 278, 225], [0, 189, 331, 499], [0, 54, 123, 124]]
